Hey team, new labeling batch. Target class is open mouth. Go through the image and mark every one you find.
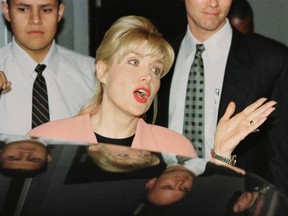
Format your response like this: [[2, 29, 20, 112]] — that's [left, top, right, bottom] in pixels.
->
[[133, 88, 151, 103], [135, 89, 147, 98]]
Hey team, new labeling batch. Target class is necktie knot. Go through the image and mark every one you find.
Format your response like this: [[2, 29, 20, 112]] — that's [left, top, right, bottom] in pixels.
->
[[196, 44, 205, 55], [35, 64, 46, 75]]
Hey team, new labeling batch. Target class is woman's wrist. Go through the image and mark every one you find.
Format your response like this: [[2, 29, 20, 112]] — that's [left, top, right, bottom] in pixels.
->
[[210, 149, 237, 166]]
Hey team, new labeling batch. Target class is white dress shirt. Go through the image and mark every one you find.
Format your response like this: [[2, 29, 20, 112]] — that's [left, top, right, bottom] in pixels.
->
[[0, 39, 96, 135], [162, 153, 206, 176], [169, 20, 232, 161]]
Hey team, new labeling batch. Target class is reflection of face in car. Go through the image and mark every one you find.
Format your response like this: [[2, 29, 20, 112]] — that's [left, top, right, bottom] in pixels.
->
[[0, 140, 52, 171], [233, 190, 259, 213], [87, 144, 160, 173], [145, 165, 194, 206]]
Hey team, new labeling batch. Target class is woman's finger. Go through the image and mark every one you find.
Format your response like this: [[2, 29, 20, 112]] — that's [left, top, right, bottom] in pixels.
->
[[242, 98, 268, 114], [220, 101, 236, 121], [243, 101, 276, 126]]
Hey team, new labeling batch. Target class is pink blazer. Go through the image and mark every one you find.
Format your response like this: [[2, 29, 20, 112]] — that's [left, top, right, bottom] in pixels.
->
[[28, 114, 197, 158]]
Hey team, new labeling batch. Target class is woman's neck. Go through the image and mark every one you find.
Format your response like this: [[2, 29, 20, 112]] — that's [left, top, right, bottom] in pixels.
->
[[91, 106, 139, 139]]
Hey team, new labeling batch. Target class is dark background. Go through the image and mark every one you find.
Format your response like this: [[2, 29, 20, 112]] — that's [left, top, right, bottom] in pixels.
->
[[88, 0, 187, 56]]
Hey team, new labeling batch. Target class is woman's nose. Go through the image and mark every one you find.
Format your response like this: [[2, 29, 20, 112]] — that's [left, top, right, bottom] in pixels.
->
[[140, 69, 152, 83]]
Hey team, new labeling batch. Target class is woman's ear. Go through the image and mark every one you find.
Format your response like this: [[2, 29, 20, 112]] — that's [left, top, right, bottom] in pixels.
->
[[96, 61, 108, 84], [88, 144, 100, 152]]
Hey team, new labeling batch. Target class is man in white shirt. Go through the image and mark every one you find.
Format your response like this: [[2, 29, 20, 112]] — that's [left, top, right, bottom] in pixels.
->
[[153, 0, 288, 196], [0, 0, 96, 135]]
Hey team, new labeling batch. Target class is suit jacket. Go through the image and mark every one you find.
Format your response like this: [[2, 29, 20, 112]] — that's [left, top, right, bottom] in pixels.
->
[[153, 29, 288, 196], [27, 113, 197, 158]]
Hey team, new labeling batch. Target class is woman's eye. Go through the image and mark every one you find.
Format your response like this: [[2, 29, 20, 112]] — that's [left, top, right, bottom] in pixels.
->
[[117, 153, 129, 158], [151, 67, 162, 77], [128, 59, 138, 65]]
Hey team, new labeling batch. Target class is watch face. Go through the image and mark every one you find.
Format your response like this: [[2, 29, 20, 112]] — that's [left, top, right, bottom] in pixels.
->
[[232, 155, 237, 166]]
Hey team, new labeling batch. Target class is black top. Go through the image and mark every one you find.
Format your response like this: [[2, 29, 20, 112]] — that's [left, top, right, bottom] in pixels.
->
[[95, 133, 135, 146]]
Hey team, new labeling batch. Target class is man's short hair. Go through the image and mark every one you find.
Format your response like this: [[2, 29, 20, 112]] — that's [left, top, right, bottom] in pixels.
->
[[6, 0, 63, 5], [0, 160, 48, 178]]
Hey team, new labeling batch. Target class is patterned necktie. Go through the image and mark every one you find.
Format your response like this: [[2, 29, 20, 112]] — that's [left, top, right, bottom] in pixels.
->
[[32, 64, 49, 128], [183, 44, 205, 158]]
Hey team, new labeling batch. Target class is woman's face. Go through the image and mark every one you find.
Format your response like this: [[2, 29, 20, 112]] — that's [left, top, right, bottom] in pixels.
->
[[99, 41, 164, 117]]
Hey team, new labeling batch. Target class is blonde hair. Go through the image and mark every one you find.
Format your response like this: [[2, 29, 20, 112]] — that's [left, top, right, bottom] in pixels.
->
[[87, 144, 160, 173], [80, 15, 174, 117]]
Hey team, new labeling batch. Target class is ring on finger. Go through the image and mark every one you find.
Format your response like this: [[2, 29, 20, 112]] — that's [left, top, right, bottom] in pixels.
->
[[249, 120, 255, 125]]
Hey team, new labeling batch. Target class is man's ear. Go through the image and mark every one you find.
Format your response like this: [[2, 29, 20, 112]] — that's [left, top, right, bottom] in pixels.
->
[[47, 154, 52, 163], [96, 61, 108, 84], [1, 2, 11, 22], [57, 3, 65, 22], [145, 177, 157, 189]]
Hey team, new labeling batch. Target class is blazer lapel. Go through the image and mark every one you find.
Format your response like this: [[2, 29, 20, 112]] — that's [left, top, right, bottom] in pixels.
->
[[218, 30, 255, 120]]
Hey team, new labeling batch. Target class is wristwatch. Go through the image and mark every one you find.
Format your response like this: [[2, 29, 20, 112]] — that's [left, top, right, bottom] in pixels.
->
[[211, 149, 237, 166]]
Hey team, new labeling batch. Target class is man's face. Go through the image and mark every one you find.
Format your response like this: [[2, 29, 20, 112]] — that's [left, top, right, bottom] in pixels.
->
[[229, 15, 253, 35], [146, 166, 194, 205], [184, 0, 232, 41], [1, 0, 65, 61], [0, 140, 51, 171], [233, 191, 258, 213]]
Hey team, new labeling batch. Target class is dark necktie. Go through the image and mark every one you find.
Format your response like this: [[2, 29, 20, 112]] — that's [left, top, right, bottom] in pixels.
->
[[183, 44, 205, 158], [32, 64, 49, 128]]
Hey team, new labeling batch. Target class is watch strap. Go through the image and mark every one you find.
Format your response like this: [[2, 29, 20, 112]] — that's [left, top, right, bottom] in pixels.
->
[[211, 149, 237, 166]]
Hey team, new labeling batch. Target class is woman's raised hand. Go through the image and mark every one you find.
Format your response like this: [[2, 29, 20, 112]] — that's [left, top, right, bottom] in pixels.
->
[[214, 98, 276, 158]]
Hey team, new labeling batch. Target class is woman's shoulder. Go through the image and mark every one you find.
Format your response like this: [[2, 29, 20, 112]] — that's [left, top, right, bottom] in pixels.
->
[[152, 123, 184, 136], [140, 119, 186, 138], [27, 114, 90, 140], [138, 119, 197, 157]]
